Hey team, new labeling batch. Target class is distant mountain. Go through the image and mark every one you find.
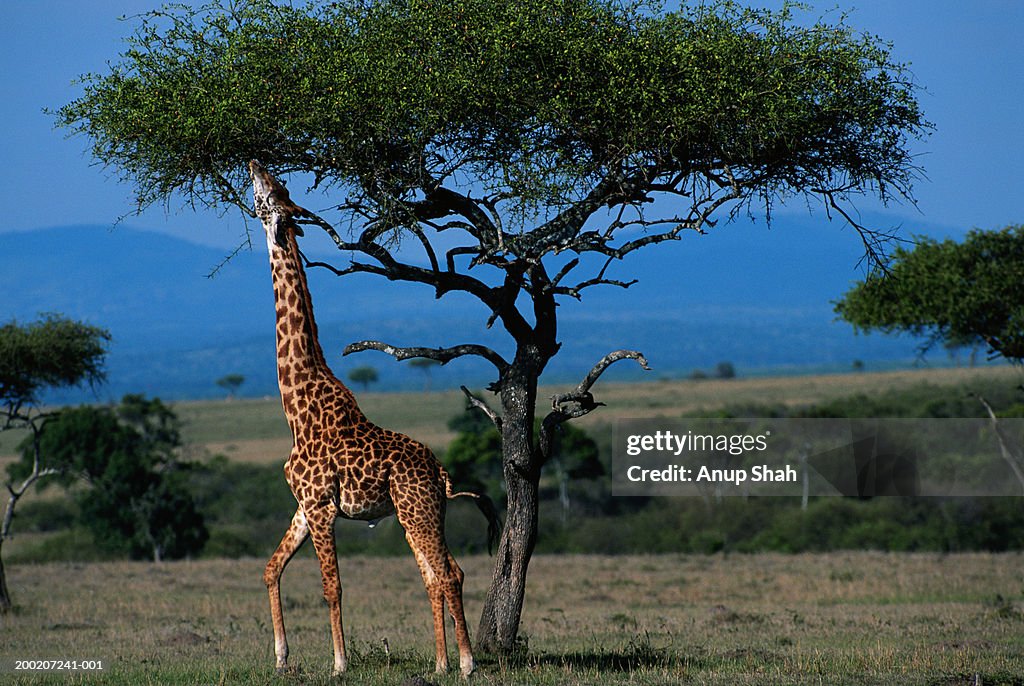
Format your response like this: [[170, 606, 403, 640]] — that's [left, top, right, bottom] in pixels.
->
[[2, 221, 931, 404]]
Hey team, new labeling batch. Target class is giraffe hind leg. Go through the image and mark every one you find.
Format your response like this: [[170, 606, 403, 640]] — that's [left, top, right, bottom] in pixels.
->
[[403, 525, 475, 677], [445, 551, 474, 676], [263, 507, 309, 673], [406, 531, 449, 674]]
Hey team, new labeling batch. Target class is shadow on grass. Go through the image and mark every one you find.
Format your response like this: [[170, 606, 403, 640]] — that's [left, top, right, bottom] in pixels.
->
[[477, 645, 729, 674]]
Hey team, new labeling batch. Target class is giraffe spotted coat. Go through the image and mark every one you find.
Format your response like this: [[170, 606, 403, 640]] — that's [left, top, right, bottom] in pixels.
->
[[250, 160, 487, 678]]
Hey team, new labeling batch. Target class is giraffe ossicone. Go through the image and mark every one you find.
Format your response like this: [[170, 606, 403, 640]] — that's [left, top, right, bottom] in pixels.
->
[[250, 160, 499, 678]]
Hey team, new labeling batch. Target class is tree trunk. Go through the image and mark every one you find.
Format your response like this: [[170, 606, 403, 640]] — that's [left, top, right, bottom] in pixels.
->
[[477, 363, 541, 653], [0, 540, 11, 614]]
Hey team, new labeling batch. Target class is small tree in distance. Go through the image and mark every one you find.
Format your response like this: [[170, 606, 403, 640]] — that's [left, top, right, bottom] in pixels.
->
[[216, 373, 245, 400], [347, 366, 379, 392], [0, 314, 110, 613], [56, 0, 929, 650]]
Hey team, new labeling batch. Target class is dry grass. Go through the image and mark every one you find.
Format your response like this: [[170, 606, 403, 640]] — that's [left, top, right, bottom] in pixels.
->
[[573, 365, 1021, 421], [2, 551, 1023, 684], [3, 367, 1023, 683]]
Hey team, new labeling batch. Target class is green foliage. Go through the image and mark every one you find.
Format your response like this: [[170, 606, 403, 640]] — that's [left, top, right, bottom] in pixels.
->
[[56, 0, 928, 227], [444, 419, 503, 495], [836, 225, 1024, 361], [12, 396, 207, 561], [444, 407, 603, 499], [0, 314, 109, 410]]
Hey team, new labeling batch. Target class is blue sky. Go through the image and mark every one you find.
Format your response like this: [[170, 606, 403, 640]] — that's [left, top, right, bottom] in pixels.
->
[[3, 1, 1022, 249], [3, 1, 1023, 392]]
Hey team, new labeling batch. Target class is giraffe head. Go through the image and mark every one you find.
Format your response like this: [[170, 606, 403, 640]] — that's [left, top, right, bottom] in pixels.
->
[[249, 160, 305, 251]]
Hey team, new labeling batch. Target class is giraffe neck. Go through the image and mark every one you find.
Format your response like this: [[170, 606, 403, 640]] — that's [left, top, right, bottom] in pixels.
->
[[268, 230, 364, 427], [269, 230, 329, 374]]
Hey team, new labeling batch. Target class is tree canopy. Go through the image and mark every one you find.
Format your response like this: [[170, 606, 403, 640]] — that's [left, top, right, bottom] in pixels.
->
[[0, 315, 110, 417], [835, 225, 1024, 362], [347, 365, 379, 390], [216, 373, 246, 398], [58, 0, 927, 263]]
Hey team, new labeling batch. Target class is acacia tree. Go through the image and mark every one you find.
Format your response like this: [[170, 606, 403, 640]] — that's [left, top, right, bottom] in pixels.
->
[[836, 226, 1024, 361], [836, 225, 1024, 489], [347, 365, 379, 391], [0, 315, 110, 612], [57, 0, 928, 650], [216, 373, 245, 399]]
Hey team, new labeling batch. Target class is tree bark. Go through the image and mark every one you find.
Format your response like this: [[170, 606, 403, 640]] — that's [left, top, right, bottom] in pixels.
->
[[0, 540, 11, 613], [477, 358, 541, 653], [0, 422, 63, 614]]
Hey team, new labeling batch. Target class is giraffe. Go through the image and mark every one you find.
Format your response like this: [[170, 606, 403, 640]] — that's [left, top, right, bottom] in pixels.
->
[[250, 160, 499, 678]]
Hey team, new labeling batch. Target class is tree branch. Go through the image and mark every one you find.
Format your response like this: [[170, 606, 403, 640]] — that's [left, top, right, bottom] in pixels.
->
[[550, 350, 651, 418], [343, 340, 509, 376], [973, 393, 1024, 495], [819, 190, 901, 271], [551, 256, 638, 299], [460, 386, 502, 431], [512, 168, 643, 259], [539, 350, 651, 458], [295, 208, 499, 303]]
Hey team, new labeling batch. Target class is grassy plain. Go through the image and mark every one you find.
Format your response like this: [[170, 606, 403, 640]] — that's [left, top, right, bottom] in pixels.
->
[[3, 552, 1023, 685], [173, 365, 1019, 460], [3, 366, 1024, 684]]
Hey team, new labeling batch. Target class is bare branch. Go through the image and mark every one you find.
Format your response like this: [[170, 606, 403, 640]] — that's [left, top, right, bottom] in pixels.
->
[[460, 386, 502, 431], [295, 209, 499, 303], [600, 174, 744, 259], [446, 246, 480, 273], [549, 258, 581, 289], [343, 340, 509, 374], [538, 350, 650, 459], [974, 393, 1024, 495], [820, 190, 901, 271], [552, 256, 638, 299], [549, 350, 651, 419]]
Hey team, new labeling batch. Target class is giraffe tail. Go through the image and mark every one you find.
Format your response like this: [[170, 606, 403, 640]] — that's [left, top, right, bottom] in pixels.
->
[[443, 470, 502, 555]]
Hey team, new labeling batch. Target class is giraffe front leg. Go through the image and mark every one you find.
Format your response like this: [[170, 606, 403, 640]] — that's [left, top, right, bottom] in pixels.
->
[[307, 509, 347, 676], [264, 508, 309, 674]]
